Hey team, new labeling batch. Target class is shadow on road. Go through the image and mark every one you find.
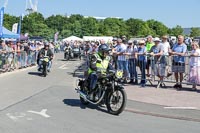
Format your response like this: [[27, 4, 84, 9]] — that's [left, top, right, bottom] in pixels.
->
[[28, 72, 43, 77], [63, 99, 108, 113], [57, 58, 82, 62]]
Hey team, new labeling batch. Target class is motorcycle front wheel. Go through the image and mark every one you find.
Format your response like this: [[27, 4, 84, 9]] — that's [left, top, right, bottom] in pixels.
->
[[106, 89, 127, 115], [42, 62, 47, 77]]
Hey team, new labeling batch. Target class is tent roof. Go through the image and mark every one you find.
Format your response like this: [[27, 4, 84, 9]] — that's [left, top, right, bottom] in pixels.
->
[[63, 36, 83, 42], [0, 26, 20, 39]]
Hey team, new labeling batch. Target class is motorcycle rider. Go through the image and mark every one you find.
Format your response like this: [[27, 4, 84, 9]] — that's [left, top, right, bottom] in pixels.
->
[[87, 44, 113, 93], [37, 43, 54, 72], [64, 42, 72, 59]]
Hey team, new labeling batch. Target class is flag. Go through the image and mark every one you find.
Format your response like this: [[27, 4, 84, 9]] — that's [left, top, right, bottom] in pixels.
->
[[0, 7, 5, 37], [54, 32, 59, 42], [17, 15, 22, 35], [12, 23, 18, 33]]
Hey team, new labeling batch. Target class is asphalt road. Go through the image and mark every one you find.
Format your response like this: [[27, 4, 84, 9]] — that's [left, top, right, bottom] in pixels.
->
[[0, 53, 200, 133]]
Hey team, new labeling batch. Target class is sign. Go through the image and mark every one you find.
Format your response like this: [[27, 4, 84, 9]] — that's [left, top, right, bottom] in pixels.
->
[[0, 7, 4, 37]]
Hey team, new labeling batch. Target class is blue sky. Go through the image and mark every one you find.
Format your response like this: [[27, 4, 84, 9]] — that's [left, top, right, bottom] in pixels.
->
[[1, 0, 200, 28]]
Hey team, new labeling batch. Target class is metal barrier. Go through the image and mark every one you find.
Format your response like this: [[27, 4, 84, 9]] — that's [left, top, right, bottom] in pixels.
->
[[0, 50, 38, 73], [131, 54, 200, 88]]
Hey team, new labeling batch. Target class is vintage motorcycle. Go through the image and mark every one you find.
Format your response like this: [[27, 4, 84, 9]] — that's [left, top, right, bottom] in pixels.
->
[[40, 56, 49, 77], [71, 47, 81, 60], [64, 46, 71, 61], [75, 70, 127, 115]]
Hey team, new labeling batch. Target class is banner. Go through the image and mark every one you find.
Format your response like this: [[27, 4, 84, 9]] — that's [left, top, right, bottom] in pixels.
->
[[17, 15, 22, 35], [12, 23, 18, 33], [54, 32, 59, 42], [0, 7, 5, 37]]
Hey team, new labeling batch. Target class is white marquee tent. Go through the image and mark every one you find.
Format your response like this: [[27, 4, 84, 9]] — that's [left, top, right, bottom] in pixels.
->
[[83, 36, 113, 43], [63, 36, 83, 42]]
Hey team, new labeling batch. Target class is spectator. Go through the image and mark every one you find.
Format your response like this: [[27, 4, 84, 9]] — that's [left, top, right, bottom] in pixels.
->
[[0, 41, 8, 71], [7, 42, 14, 71], [114, 38, 129, 83], [112, 38, 119, 69], [146, 35, 154, 77], [161, 35, 172, 77], [150, 37, 165, 85], [125, 40, 138, 84], [169, 35, 187, 90], [188, 42, 200, 90], [122, 35, 127, 44], [136, 40, 147, 87]]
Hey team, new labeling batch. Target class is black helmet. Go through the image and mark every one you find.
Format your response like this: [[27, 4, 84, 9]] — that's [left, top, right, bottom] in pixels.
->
[[44, 42, 49, 47], [133, 40, 138, 45], [98, 44, 110, 58]]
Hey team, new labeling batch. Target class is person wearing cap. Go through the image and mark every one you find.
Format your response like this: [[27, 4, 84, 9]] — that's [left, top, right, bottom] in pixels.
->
[[122, 35, 127, 44], [169, 35, 187, 90], [146, 35, 155, 77], [112, 38, 118, 48], [161, 35, 172, 77], [124, 40, 138, 84], [135, 40, 147, 87], [150, 37, 165, 87]]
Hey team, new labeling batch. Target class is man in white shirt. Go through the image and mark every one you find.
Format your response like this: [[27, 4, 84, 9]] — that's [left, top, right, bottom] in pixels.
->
[[161, 35, 172, 77], [113, 38, 129, 82]]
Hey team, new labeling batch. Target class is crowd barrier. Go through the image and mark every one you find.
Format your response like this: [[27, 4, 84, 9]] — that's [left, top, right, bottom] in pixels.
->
[[128, 54, 200, 88], [0, 51, 38, 73]]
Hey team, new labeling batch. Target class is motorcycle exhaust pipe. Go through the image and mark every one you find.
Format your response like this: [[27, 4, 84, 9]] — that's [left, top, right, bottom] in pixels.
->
[[75, 88, 105, 105], [75, 88, 88, 101]]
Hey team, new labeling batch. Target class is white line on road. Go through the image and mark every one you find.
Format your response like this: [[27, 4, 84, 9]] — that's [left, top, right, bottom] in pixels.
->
[[6, 113, 26, 122], [28, 109, 51, 118], [58, 64, 69, 69], [164, 107, 198, 110]]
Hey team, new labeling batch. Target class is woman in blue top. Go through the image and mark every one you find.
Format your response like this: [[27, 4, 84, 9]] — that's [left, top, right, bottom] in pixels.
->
[[136, 40, 147, 87]]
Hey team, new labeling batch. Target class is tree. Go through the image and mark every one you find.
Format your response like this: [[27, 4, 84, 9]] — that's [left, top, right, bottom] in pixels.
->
[[190, 27, 200, 37], [45, 15, 67, 33], [102, 18, 122, 36], [146, 19, 169, 36], [81, 17, 99, 37], [3, 14, 19, 31], [170, 25, 183, 36], [21, 13, 54, 39], [126, 18, 154, 37]]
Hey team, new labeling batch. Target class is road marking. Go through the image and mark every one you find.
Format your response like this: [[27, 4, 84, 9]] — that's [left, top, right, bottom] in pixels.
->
[[6, 113, 26, 122], [26, 117, 33, 121], [164, 107, 198, 110], [27, 109, 50, 118], [59, 64, 69, 69], [59, 64, 66, 69]]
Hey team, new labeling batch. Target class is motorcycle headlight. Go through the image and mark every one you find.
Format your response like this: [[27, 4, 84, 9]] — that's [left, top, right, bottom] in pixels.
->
[[115, 70, 123, 79], [44, 58, 49, 62]]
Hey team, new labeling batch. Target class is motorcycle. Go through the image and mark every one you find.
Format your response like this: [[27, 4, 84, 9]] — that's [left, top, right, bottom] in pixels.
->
[[64, 46, 71, 61], [71, 47, 81, 60], [40, 56, 49, 77], [75, 70, 127, 115]]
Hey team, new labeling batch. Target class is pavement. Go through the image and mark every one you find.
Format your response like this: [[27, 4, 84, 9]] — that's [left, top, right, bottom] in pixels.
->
[[125, 82, 200, 110]]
